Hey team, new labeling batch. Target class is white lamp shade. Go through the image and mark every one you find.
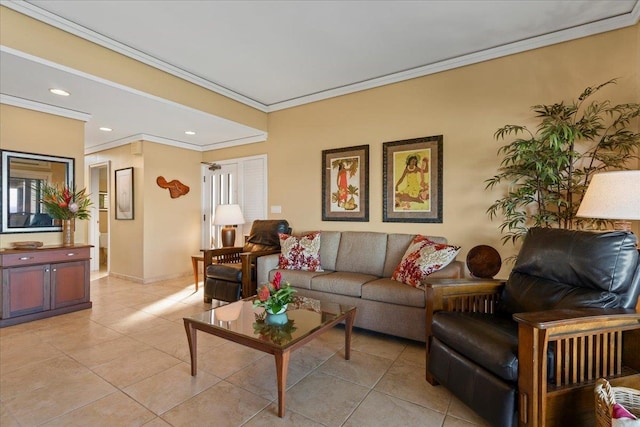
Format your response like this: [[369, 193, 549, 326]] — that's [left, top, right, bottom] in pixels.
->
[[212, 204, 246, 225], [576, 171, 640, 220]]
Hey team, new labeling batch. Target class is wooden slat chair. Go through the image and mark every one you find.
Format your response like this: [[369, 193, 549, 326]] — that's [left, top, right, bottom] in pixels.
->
[[425, 228, 640, 427], [203, 219, 290, 302]]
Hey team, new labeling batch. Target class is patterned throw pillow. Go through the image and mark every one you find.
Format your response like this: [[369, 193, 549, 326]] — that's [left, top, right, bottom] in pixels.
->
[[612, 403, 640, 427], [392, 235, 460, 288], [278, 231, 324, 271]]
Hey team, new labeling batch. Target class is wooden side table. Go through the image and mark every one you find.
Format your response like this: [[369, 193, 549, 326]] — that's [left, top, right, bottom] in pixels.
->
[[191, 255, 204, 291]]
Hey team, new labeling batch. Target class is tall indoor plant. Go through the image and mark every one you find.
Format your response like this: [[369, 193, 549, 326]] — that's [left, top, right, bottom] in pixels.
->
[[486, 79, 640, 246]]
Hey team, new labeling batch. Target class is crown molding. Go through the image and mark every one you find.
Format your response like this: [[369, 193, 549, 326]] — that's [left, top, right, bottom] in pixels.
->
[[5, 0, 639, 114], [268, 5, 640, 111], [0, 93, 92, 121], [84, 132, 268, 155], [3, 0, 269, 112]]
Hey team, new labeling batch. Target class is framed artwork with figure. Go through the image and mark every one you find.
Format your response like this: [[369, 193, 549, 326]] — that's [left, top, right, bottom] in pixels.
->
[[383, 135, 443, 223], [115, 167, 134, 220], [322, 145, 369, 222]]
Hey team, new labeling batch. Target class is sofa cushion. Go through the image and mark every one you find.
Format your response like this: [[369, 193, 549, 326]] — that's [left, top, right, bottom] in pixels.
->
[[319, 231, 341, 271], [310, 271, 378, 297], [269, 269, 332, 290], [500, 228, 640, 313], [335, 232, 387, 276], [392, 235, 460, 288], [362, 278, 426, 308], [432, 311, 519, 382], [382, 234, 415, 278], [278, 231, 323, 271]]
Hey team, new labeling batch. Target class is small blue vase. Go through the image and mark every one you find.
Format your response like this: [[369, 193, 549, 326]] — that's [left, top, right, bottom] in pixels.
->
[[265, 312, 288, 326]]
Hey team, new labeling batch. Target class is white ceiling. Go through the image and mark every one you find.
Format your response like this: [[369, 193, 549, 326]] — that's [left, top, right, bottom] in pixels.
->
[[1, 0, 638, 153]]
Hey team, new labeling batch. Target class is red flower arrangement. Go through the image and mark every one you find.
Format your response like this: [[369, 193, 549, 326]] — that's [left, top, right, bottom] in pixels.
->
[[253, 271, 296, 314]]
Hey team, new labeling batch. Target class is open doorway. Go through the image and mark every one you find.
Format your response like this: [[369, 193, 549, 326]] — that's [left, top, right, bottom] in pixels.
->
[[89, 161, 110, 273]]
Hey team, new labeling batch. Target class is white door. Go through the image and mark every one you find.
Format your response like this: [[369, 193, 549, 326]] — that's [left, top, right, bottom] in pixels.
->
[[202, 162, 239, 248]]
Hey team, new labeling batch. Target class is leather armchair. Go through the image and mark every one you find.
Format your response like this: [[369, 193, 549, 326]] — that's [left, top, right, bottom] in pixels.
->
[[425, 228, 640, 427], [203, 219, 290, 302]]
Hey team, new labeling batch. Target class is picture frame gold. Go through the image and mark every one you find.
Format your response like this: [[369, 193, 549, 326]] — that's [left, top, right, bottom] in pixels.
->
[[322, 145, 369, 222], [383, 135, 443, 223]]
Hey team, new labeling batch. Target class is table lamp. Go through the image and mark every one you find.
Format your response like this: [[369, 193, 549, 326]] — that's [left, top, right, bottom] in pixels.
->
[[213, 204, 245, 247], [576, 170, 640, 231]]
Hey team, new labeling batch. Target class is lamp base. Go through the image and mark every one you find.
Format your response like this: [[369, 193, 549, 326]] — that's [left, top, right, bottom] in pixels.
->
[[220, 227, 236, 247]]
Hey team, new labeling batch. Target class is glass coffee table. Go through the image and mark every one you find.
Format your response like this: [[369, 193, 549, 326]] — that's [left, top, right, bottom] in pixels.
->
[[183, 296, 356, 417]]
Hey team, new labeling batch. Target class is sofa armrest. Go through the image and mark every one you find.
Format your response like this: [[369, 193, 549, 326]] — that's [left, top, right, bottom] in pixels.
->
[[239, 249, 281, 298], [257, 253, 280, 288], [513, 308, 640, 426]]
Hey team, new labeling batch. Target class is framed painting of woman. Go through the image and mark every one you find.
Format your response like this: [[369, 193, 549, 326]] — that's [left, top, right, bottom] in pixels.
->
[[322, 145, 369, 221], [383, 135, 443, 223]]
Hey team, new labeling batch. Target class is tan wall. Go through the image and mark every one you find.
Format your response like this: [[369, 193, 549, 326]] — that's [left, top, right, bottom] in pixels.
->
[[85, 144, 144, 280], [0, 6, 267, 132], [204, 25, 639, 278], [85, 142, 202, 282], [142, 143, 201, 282], [0, 104, 86, 247]]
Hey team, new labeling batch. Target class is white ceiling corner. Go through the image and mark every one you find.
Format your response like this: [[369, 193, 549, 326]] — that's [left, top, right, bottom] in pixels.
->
[[0, 0, 638, 154]]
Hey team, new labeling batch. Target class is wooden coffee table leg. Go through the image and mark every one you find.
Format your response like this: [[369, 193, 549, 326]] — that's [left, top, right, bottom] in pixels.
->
[[274, 350, 291, 417], [344, 309, 355, 360], [184, 320, 198, 375]]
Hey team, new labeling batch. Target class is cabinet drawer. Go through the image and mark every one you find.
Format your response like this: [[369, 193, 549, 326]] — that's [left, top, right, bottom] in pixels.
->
[[1, 247, 90, 267]]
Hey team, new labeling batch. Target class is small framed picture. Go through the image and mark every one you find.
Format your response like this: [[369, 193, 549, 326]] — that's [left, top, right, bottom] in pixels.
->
[[115, 167, 134, 220], [383, 135, 443, 223], [322, 145, 369, 222]]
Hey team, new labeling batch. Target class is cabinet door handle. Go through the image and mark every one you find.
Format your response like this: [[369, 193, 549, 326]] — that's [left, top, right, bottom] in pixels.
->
[[53, 268, 57, 272], [66, 253, 76, 257], [19, 256, 33, 261]]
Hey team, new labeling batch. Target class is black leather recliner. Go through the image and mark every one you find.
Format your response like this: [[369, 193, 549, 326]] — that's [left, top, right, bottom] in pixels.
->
[[203, 219, 290, 302], [425, 228, 640, 427]]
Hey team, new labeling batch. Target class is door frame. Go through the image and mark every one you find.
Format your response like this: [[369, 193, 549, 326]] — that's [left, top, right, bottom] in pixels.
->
[[88, 161, 110, 272]]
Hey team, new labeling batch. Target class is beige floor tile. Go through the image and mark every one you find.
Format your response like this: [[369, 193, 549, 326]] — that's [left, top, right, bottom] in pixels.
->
[[286, 371, 370, 426], [318, 349, 393, 388], [65, 335, 152, 368], [0, 402, 20, 427], [142, 416, 174, 426], [443, 414, 491, 426], [124, 362, 220, 415], [352, 330, 408, 360], [161, 380, 270, 427], [397, 340, 427, 368], [41, 391, 156, 426], [197, 341, 267, 379], [374, 359, 452, 413], [244, 403, 325, 426], [92, 347, 182, 388], [344, 389, 446, 427], [1, 355, 92, 399], [0, 339, 63, 374], [3, 369, 115, 425], [105, 311, 177, 334]]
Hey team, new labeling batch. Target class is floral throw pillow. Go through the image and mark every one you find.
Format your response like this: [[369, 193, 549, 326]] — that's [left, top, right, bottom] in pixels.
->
[[392, 235, 460, 288], [278, 231, 324, 271]]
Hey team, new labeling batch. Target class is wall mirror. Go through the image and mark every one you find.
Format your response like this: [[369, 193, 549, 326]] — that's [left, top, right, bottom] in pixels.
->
[[1, 150, 74, 233]]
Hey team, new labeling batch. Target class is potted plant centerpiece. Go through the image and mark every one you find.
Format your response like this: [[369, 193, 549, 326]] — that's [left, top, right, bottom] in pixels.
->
[[40, 183, 91, 247], [486, 79, 640, 250], [253, 272, 296, 324]]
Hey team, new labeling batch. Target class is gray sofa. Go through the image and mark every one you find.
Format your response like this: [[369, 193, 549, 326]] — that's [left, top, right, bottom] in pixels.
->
[[257, 231, 464, 342]]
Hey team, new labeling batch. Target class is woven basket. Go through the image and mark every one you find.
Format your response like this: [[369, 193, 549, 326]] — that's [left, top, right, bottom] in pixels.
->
[[595, 378, 640, 427]]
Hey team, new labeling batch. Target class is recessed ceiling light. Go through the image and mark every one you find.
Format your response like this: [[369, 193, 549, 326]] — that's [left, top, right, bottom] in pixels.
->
[[99, 127, 113, 132], [49, 88, 70, 96], [185, 131, 196, 135]]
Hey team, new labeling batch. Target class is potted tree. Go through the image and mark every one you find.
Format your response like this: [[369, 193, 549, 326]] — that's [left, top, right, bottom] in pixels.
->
[[486, 79, 640, 246]]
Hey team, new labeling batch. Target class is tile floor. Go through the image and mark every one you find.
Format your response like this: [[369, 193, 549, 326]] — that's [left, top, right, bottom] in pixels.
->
[[0, 273, 489, 427]]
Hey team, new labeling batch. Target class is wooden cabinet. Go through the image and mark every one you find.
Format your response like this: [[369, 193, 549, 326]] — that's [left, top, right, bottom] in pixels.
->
[[0, 245, 91, 327]]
